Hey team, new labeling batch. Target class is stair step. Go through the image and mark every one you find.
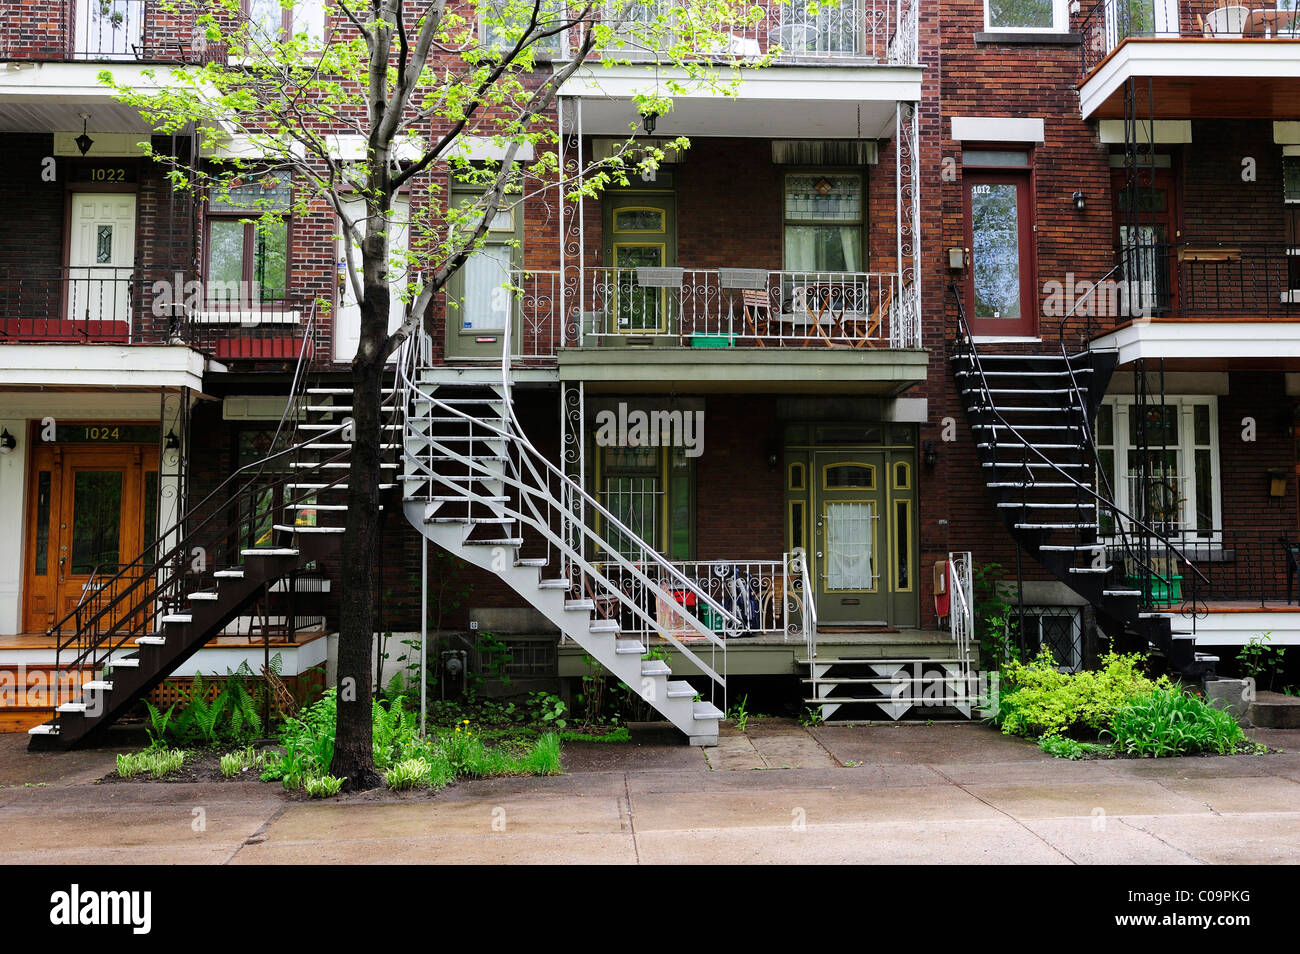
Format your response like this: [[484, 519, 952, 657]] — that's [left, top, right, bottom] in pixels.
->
[[987, 482, 1077, 488], [1103, 589, 1142, 597], [667, 680, 696, 698], [242, 548, 301, 556], [973, 424, 1082, 430], [272, 524, 346, 534], [1068, 565, 1113, 574], [431, 495, 510, 503], [107, 658, 140, 669], [213, 569, 245, 579], [301, 423, 402, 431], [997, 502, 1091, 509], [135, 636, 167, 645], [957, 369, 1093, 377], [615, 640, 644, 655], [693, 701, 724, 720], [83, 681, 113, 691], [160, 615, 191, 624], [515, 557, 548, 567], [982, 443, 1082, 450], [965, 388, 1079, 396], [291, 503, 350, 511], [1015, 523, 1097, 530], [969, 406, 1074, 413], [56, 702, 87, 713], [290, 462, 399, 469], [188, 591, 219, 601], [426, 516, 515, 524], [642, 660, 671, 677], [589, 619, 620, 634], [27, 724, 59, 735], [1139, 612, 1174, 619], [1040, 544, 1105, 551], [465, 538, 523, 546], [984, 462, 1086, 469], [565, 599, 596, 612], [537, 579, 571, 590]]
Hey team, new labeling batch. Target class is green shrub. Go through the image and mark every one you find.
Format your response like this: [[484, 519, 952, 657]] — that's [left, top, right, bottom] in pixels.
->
[[1106, 689, 1247, 757], [117, 748, 186, 779], [1038, 736, 1113, 760], [219, 746, 264, 778], [385, 757, 432, 791], [997, 649, 1169, 739], [303, 775, 345, 798]]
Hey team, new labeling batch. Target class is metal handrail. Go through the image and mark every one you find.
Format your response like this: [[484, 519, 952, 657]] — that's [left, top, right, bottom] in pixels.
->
[[950, 281, 1210, 595]]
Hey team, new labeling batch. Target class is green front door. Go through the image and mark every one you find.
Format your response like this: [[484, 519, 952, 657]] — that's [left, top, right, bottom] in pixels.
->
[[802, 448, 918, 627], [445, 190, 523, 361], [603, 193, 676, 338]]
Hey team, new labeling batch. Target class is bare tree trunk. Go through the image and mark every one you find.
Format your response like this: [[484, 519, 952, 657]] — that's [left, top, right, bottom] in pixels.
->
[[329, 237, 391, 790]]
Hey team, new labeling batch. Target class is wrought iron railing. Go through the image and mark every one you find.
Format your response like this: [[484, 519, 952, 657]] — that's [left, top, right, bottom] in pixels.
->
[[0, 267, 320, 362], [1082, 0, 1300, 76], [592, 0, 918, 64], [0, 0, 221, 63], [580, 267, 908, 347], [590, 558, 789, 641]]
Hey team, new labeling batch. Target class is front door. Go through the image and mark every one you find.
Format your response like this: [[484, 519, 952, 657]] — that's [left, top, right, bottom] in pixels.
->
[[68, 193, 136, 328], [812, 452, 887, 624], [602, 193, 677, 337], [1111, 167, 1179, 315], [23, 438, 158, 634]]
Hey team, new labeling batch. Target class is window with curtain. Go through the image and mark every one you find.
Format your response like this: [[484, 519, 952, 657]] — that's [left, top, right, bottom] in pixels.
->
[[824, 501, 875, 591], [783, 173, 863, 272], [206, 171, 291, 304]]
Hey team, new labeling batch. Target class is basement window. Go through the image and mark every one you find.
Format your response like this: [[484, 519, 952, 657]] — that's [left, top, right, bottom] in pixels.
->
[[1020, 606, 1083, 672]]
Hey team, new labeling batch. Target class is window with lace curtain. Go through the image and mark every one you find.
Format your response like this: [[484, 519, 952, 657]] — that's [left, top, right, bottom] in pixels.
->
[[783, 173, 863, 273]]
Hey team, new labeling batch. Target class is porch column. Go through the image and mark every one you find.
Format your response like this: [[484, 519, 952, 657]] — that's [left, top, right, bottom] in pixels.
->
[[895, 100, 921, 348], [558, 96, 585, 348], [561, 381, 586, 610]]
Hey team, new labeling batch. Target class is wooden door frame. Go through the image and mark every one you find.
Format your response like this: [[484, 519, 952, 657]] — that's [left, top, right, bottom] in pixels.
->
[[22, 433, 158, 633]]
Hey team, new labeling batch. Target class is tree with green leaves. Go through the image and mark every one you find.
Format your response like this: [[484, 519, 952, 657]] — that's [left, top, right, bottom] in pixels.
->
[[105, 0, 767, 787]]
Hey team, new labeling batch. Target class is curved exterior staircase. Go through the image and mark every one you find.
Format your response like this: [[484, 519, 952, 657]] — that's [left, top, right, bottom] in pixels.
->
[[950, 289, 1215, 679]]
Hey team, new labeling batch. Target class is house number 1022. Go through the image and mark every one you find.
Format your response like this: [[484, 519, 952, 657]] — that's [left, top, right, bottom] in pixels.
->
[[90, 168, 127, 182]]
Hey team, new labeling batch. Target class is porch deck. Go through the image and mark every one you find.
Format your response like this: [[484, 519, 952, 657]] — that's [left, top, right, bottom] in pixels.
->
[[558, 627, 961, 678]]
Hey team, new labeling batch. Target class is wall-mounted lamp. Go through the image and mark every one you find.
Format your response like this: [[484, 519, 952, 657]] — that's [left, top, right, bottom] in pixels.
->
[[923, 439, 938, 469], [764, 439, 781, 470], [165, 428, 180, 450], [75, 113, 94, 156], [640, 111, 659, 136], [0, 428, 15, 454], [1072, 191, 1086, 212], [947, 247, 969, 271]]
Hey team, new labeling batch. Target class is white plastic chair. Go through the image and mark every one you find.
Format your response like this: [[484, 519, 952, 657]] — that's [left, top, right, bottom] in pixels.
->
[[1201, 6, 1250, 37]]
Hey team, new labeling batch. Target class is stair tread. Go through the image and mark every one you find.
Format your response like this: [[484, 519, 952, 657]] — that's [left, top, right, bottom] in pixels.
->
[[693, 702, 724, 720], [241, 548, 301, 556]]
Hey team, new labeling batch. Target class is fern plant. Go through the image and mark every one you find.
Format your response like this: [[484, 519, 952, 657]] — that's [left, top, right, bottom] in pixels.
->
[[144, 701, 175, 748]]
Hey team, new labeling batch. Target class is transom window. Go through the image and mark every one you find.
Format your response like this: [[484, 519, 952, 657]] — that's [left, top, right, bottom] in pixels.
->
[[1096, 396, 1220, 541], [985, 0, 1067, 32]]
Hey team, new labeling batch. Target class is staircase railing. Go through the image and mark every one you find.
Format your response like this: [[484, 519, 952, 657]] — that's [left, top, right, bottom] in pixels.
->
[[949, 281, 1210, 637], [44, 306, 408, 725], [402, 327, 740, 703], [948, 551, 973, 671]]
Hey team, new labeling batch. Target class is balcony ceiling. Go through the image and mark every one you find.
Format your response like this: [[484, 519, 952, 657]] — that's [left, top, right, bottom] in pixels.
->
[[561, 64, 920, 139], [0, 62, 170, 133], [1080, 39, 1300, 119]]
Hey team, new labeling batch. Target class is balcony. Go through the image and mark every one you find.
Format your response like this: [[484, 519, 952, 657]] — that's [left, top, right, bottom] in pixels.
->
[[512, 267, 925, 392], [0, 268, 317, 364], [592, 0, 918, 65], [1079, 0, 1300, 119], [1089, 242, 1300, 360], [0, 0, 216, 64]]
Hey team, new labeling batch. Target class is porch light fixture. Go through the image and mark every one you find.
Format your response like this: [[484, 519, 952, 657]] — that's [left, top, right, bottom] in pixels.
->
[[0, 428, 15, 454], [640, 110, 659, 136], [923, 439, 938, 469], [1268, 468, 1288, 499], [765, 440, 781, 470], [75, 114, 94, 156], [165, 428, 180, 450], [1072, 191, 1086, 212], [947, 247, 969, 271]]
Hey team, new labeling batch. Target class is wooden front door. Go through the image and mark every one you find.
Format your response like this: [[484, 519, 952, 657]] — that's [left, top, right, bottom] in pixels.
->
[[602, 193, 677, 337], [23, 439, 158, 634]]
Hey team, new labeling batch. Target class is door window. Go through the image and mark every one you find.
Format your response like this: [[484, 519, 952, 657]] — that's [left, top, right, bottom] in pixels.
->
[[70, 471, 124, 574], [823, 501, 876, 591], [965, 171, 1036, 336]]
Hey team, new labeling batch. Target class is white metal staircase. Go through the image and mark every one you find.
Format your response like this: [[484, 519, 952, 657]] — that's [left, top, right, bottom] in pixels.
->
[[397, 333, 736, 745]]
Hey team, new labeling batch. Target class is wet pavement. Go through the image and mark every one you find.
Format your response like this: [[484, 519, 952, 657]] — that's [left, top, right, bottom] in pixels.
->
[[2, 721, 1298, 864]]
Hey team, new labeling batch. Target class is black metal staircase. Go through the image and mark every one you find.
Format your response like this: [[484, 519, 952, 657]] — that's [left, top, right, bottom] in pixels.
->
[[949, 285, 1215, 680]]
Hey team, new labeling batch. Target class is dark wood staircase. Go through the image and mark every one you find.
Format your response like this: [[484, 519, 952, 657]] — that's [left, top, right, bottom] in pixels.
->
[[950, 307, 1214, 681]]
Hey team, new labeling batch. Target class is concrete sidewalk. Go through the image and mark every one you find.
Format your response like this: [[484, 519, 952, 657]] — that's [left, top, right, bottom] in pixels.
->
[[2, 721, 1299, 864]]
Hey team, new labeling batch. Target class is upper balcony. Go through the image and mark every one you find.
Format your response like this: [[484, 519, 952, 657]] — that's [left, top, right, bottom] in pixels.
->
[[1079, 0, 1300, 119], [559, 0, 921, 138], [0, 0, 215, 64]]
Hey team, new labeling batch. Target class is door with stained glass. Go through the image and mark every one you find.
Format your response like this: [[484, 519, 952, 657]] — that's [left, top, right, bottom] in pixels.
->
[[602, 193, 676, 337], [24, 441, 157, 633]]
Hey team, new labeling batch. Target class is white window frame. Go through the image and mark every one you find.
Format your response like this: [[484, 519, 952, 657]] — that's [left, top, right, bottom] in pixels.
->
[[479, 0, 569, 57], [1103, 0, 1181, 49], [1097, 394, 1222, 543], [984, 0, 1069, 33]]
